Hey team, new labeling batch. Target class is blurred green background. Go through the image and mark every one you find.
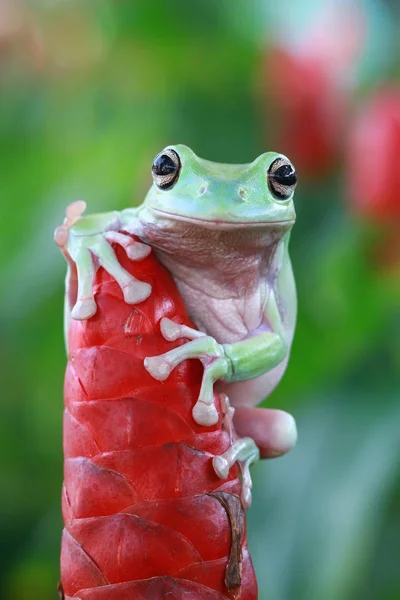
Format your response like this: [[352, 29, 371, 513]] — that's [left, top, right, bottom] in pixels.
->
[[0, 1, 399, 599]]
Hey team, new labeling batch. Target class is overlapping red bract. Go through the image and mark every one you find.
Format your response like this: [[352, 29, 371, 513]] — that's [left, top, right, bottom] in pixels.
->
[[61, 240, 257, 599]]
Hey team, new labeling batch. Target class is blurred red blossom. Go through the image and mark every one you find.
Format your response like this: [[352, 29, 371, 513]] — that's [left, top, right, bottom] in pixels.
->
[[0, 0, 44, 72], [0, 0, 108, 78], [347, 88, 400, 222], [263, 48, 347, 177], [260, 0, 365, 178]]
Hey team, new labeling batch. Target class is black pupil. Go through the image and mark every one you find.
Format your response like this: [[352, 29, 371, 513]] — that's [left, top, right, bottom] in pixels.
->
[[152, 154, 177, 176], [272, 164, 297, 186]]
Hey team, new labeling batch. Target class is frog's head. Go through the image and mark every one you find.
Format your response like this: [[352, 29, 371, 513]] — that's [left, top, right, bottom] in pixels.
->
[[143, 144, 297, 230]]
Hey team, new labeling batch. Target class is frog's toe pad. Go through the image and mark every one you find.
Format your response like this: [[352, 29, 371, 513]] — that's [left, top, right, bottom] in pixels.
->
[[66, 200, 87, 224], [160, 318, 181, 341], [212, 455, 230, 479], [126, 242, 152, 261], [144, 355, 172, 381], [192, 401, 219, 427], [123, 281, 152, 304], [71, 298, 97, 320], [54, 224, 68, 248]]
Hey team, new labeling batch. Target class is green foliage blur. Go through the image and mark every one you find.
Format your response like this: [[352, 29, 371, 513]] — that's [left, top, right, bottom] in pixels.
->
[[0, 1, 399, 599]]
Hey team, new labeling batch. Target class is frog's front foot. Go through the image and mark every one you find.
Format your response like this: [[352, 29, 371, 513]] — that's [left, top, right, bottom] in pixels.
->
[[55, 202, 152, 320], [144, 318, 233, 427]]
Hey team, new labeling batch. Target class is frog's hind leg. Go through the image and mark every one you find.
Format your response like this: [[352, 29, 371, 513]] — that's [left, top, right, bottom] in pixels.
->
[[212, 394, 259, 508]]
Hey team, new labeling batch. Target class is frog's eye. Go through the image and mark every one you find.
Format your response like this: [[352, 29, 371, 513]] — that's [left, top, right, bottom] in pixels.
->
[[268, 157, 297, 200], [152, 149, 181, 190]]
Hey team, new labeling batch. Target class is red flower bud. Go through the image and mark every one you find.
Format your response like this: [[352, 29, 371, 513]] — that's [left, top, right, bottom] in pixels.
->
[[347, 88, 400, 222]]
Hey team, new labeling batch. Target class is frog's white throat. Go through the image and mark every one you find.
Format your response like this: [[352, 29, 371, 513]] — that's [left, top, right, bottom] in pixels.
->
[[138, 215, 287, 302]]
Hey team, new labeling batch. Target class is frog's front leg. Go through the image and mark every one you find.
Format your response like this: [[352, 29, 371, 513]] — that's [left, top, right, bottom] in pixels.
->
[[55, 203, 151, 320], [144, 314, 287, 426], [144, 331, 232, 426]]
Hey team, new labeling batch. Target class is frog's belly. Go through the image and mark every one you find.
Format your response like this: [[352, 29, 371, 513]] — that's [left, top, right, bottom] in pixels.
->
[[190, 298, 249, 343], [176, 282, 265, 344]]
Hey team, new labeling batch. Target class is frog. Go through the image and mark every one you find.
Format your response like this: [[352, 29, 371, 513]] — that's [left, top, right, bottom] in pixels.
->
[[56, 144, 298, 496]]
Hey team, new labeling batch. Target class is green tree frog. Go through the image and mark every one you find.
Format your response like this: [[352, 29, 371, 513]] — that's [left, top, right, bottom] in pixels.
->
[[56, 145, 297, 433]]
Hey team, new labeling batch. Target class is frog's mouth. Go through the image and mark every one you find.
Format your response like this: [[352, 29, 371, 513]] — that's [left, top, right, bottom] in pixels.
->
[[151, 208, 295, 229]]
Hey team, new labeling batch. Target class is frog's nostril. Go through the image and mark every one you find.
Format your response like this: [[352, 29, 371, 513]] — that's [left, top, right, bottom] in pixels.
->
[[199, 184, 208, 196], [238, 187, 246, 200]]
